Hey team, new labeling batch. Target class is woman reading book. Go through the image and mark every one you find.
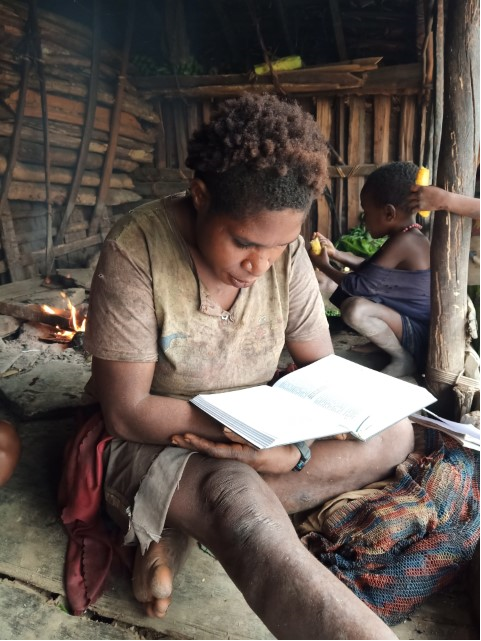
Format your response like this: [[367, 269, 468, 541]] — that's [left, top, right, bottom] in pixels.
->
[[63, 94, 414, 639]]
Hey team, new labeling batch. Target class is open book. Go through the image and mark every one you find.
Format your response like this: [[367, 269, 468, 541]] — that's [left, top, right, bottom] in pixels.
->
[[191, 354, 436, 448], [410, 409, 480, 451]]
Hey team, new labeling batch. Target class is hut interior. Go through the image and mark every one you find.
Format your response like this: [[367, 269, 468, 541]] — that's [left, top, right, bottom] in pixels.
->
[[0, 0, 479, 639]]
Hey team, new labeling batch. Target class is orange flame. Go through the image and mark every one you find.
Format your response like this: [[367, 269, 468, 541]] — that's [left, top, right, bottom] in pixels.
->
[[40, 291, 87, 342]]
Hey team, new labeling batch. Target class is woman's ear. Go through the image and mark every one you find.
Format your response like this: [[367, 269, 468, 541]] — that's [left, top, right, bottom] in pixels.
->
[[190, 178, 211, 214]]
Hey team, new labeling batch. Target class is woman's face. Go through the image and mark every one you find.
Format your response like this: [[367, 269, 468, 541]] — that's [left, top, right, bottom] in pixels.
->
[[195, 207, 306, 289]]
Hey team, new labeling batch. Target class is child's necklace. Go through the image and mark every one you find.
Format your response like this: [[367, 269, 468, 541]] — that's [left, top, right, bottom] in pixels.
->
[[401, 223, 423, 233]]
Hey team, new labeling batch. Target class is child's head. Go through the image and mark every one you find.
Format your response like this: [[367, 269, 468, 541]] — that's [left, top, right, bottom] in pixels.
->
[[361, 161, 419, 237], [185, 93, 328, 220], [362, 161, 419, 211]]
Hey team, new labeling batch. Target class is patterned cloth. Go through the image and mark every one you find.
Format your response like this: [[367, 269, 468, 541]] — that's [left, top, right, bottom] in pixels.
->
[[299, 432, 480, 625]]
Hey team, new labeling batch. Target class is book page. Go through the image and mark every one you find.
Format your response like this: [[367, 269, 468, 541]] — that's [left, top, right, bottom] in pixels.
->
[[409, 413, 480, 450], [423, 408, 480, 440], [191, 385, 349, 448], [274, 354, 436, 438]]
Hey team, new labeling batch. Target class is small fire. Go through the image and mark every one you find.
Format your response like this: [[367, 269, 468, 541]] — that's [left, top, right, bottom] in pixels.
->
[[41, 292, 87, 343]]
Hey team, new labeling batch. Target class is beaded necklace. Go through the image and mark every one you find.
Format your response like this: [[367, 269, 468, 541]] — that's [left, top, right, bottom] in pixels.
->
[[401, 223, 423, 233]]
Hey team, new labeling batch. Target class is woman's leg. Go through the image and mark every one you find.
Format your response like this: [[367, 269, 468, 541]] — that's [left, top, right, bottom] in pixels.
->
[[162, 456, 397, 640], [134, 420, 413, 637], [340, 297, 416, 377], [264, 418, 414, 513]]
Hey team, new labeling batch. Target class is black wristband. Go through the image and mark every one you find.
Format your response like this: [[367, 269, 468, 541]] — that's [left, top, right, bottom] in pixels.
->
[[292, 441, 311, 471]]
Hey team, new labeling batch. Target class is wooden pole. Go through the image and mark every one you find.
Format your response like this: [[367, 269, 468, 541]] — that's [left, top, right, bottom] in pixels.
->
[[0, 22, 31, 281], [432, 0, 444, 180], [425, 0, 480, 419], [89, 0, 135, 237], [29, 0, 52, 277], [53, 2, 101, 253]]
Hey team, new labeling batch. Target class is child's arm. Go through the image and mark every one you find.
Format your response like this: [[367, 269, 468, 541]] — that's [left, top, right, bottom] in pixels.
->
[[409, 185, 480, 220], [309, 233, 365, 270]]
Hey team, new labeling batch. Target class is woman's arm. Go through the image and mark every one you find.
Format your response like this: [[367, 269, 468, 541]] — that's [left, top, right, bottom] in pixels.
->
[[285, 333, 334, 368], [409, 185, 480, 220], [91, 357, 227, 445]]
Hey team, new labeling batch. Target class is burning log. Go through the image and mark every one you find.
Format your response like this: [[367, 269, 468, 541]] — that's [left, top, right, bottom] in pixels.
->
[[0, 300, 71, 328]]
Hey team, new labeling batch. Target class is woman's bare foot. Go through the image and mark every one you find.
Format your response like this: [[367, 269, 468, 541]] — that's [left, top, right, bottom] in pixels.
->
[[350, 341, 383, 354], [132, 528, 193, 618]]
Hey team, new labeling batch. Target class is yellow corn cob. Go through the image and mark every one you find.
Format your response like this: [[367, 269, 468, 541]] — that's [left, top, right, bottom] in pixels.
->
[[415, 166, 430, 217], [310, 237, 322, 255], [254, 55, 303, 76]]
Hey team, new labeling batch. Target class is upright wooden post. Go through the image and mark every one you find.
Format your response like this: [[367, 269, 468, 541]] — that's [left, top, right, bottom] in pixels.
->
[[425, 0, 480, 419], [316, 98, 333, 237], [347, 97, 365, 230]]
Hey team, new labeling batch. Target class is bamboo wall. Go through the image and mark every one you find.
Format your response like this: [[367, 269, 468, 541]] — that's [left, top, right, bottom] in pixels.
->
[[0, 0, 157, 282], [0, 0, 424, 284], [139, 62, 422, 246]]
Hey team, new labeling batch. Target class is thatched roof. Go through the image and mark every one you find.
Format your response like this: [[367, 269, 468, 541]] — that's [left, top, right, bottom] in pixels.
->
[[35, 0, 421, 77]]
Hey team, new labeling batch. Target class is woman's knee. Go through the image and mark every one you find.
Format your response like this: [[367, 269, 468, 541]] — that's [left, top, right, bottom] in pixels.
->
[[176, 459, 284, 545], [378, 418, 414, 465], [202, 461, 273, 519]]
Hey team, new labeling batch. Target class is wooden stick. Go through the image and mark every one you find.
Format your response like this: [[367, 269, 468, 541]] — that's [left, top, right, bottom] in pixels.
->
[[0, 299, 70, 328], [329, 0, 348, 60], [28, 0, 53, 276], [89, 0, 135, 236], [0, 180, 141, 206], [0, 30, 29, 281], [53, 2, 101, 251], [0, 156, 134, 188]]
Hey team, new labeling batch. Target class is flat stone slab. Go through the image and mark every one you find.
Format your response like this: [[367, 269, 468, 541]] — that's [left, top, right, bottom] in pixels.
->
[[0, 360, 92, 418]]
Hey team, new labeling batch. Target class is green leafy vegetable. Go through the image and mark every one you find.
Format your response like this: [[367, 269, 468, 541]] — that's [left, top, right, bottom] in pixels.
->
[[335, 225, 387, 258]]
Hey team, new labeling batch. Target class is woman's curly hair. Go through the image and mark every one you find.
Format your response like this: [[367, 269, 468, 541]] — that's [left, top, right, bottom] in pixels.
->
[[186, 93, 329, 217]]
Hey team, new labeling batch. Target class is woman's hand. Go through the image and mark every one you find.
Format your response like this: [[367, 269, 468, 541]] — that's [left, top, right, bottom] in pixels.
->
[[171, 431, 301, 474], [408, 184, 446, 214]]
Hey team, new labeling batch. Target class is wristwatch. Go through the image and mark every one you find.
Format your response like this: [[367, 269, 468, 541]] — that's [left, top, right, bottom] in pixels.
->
[[292, 441, 311, 471]]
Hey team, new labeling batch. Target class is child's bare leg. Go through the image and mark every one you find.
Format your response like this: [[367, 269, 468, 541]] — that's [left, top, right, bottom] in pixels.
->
[[350, 341, 383, 353], [341, 297, 416, 377], [132, 528, 193, 618], [164, 455, 398, 640]]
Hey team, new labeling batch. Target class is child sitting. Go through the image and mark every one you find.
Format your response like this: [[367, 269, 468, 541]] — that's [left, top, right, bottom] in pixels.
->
[[310, 161, 430, 377]]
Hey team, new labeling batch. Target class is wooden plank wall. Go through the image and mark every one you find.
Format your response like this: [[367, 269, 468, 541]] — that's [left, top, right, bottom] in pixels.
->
[[155, 92, 419, 244]]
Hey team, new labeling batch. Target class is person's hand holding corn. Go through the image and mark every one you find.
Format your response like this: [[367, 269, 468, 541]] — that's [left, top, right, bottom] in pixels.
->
[[309, 232, 335, 268]]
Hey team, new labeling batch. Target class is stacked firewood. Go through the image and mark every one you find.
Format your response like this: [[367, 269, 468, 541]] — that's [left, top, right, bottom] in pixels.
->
[[0, 0, 160, 279], [132, 167, 193, 200]]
